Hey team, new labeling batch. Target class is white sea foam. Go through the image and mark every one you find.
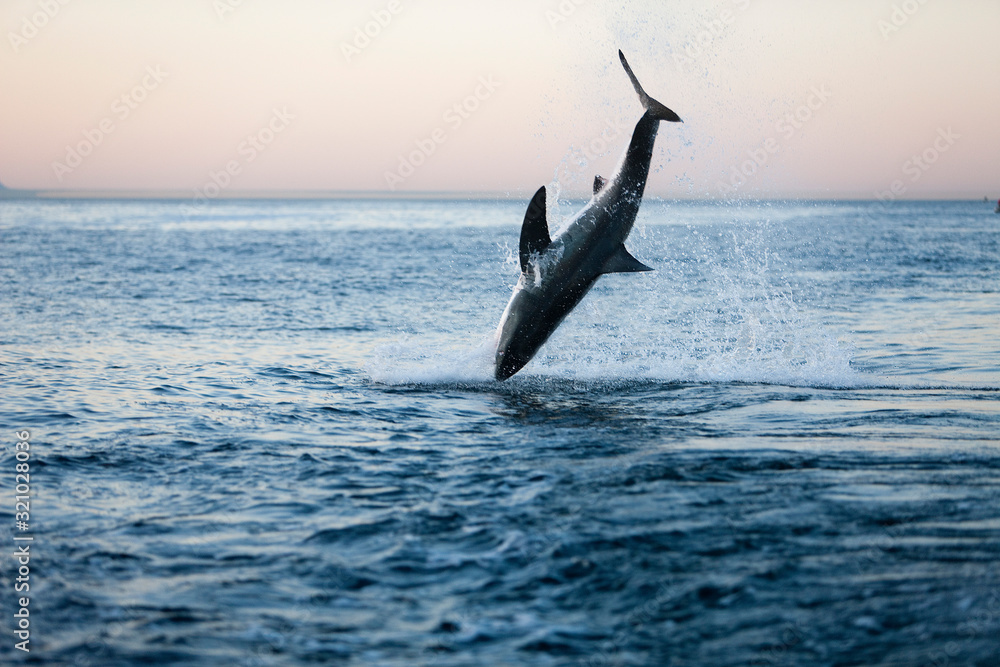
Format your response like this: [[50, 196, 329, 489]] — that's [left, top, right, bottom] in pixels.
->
[[362, 318, 885, 390], [363, 202, 998, 392]]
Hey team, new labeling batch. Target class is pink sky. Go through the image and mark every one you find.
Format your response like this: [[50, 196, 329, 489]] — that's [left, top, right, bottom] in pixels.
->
[[1, 0, 998, 198]]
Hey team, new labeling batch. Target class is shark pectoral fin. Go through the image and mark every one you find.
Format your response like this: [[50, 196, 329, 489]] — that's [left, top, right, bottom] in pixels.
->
[[602, 245, 654, 274], [519, 186, 551, 273]]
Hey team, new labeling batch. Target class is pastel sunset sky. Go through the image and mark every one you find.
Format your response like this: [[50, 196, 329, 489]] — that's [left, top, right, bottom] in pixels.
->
[[1, 0, 998, 198]]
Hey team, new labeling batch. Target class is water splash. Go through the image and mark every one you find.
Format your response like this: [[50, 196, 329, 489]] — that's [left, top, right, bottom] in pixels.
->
[[365, 209, 910, 390], [365, 335, 497, 385]]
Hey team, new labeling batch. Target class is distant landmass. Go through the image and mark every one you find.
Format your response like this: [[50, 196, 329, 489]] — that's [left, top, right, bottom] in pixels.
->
[[0, 179, 35, 199]]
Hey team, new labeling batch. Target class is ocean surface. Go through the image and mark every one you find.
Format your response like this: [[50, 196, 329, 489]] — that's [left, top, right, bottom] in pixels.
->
[[1, 197, 998, 666]]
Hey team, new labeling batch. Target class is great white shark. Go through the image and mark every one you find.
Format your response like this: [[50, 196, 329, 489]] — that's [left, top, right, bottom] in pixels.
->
[[493, 51, 682, 381]]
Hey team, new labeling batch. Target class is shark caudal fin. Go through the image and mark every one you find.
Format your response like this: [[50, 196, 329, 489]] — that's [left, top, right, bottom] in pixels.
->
[[619, 50, 682, 123]]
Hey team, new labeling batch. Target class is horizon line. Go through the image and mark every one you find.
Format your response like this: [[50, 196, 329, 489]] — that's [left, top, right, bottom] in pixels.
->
[[1, 187, 996, 203]]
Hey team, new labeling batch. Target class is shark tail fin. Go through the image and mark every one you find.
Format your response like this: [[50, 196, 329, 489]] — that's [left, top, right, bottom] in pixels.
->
[[619, 50, 682, 123]]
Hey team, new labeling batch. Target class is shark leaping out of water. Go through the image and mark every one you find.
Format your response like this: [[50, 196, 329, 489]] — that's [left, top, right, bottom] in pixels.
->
[[493, 51, 683, 381]]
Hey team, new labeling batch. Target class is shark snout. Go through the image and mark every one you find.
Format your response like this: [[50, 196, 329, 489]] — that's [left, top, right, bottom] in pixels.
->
[[495, 349, 526, 381], [494, 298, 542, 381], [495, 335, 539, 381], [494, 321, 528, 381]]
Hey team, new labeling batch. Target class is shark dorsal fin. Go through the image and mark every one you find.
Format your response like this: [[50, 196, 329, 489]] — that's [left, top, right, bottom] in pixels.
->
[[519, 186, 551, 273], [602, 244, 653, 274], [593, 175, 607, 195]]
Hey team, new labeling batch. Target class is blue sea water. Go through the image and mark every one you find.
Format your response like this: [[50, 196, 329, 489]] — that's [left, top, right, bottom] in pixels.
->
[[0, 197, 998, 666]]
